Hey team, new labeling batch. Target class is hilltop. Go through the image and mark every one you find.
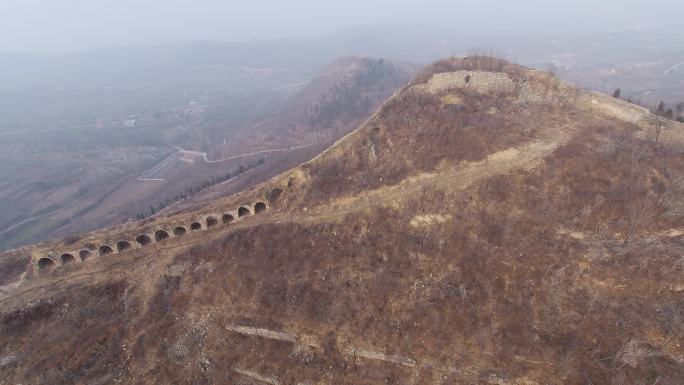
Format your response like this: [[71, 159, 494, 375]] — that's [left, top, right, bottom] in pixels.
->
[[1, 57, 684, 385]]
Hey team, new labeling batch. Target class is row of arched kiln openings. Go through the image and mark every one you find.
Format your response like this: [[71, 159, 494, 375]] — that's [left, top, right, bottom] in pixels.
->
[[37, 202, 268, 270]]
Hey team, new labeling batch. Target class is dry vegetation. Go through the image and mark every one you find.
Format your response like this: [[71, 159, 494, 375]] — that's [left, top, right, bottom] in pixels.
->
[[411, 56, 528, 85], [1, 57, 684, 385], [302, 82, 566, 202]]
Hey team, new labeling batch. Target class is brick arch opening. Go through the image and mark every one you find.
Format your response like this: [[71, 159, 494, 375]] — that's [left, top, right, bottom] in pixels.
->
[[117, 240, 132, 252], [154, 230, 169, 242], [38, 257, 56, 270], [136, 234, 152, 247], [99, 245, 113, 257], [174, 226, 187, 236], [206, 216, 218, 228], [238, 206, 251, 218], [191, 222, 202, 231], [222, 213, 234, 225], [60, 253, 76, 265], [79, 250, 92, 261], [254, 202, 267, 214]]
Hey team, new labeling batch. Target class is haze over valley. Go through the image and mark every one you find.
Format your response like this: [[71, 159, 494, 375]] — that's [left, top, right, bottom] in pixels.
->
[[3, 23, 684, 250], [1, 2, 684, 384]]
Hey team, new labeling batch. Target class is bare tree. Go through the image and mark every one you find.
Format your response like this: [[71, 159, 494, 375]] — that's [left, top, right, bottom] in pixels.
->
[[615, 339, 661, 369], [612, 88, 621, 98], [626, 198, 656, 237], [676, 101, 684, 119], [546, 62, 559, 76]]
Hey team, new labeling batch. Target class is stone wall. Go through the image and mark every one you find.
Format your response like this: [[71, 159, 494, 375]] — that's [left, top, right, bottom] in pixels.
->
[[422, 70, 516, 95], [415, 68, 684, 146]]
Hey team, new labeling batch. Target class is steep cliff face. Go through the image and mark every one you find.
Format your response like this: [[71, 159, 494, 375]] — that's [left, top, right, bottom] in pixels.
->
[[2, 57, 684, 385]]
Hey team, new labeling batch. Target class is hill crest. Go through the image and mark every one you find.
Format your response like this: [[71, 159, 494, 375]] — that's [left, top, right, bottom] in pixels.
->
[[3, 56, 684, 284], [2, 57, 684, 385]]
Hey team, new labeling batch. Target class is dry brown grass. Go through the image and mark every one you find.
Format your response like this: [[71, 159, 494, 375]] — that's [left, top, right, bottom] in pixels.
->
[[2, 59, 684, 385]]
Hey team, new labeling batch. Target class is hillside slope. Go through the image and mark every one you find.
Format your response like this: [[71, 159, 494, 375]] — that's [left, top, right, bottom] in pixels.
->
[[184, 57, 415, 203], [0, 57, 413, 252], [1, 57, 684, 385]]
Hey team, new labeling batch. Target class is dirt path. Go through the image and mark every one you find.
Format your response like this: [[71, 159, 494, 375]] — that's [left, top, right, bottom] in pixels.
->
[[287, 135, 566, 225]]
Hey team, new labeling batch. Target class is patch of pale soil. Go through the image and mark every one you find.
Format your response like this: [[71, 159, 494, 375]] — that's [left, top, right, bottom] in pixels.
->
[[486, 146, 521, 163], [232, 367, 280, 385], [322, 171, 438, 212], [226, 324, 296, 343], [590, 278, 627, 291], [665, 228, 684, 238], [557, 226, 586, 240], [409, 214, 451, 228], [440, 93, 464, 105], [346, 346, 417, 367]]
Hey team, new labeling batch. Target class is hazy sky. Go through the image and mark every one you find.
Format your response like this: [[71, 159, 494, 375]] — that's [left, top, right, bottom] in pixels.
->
[[2, 0, 683, 52]]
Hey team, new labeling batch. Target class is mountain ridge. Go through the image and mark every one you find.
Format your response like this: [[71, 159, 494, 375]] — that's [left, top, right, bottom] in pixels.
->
[[2, 57, 684, 385]]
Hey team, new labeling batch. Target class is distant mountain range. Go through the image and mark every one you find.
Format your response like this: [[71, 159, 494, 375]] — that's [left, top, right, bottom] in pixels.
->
[[2, 22, 683, 86]]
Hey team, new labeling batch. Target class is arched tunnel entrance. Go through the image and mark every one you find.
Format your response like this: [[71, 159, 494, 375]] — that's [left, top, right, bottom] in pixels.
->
[[154, 230, 170, 242], [238, 206, 251, 218], [206, 217, 218, 228], [136, 234, 152, 247], [222, 214, 234, 225], [60, 253, 76, 265], [191, 222, 202, 231], [79, 250, 92, 261], [254, 202, 267, 214], [99, 245, 113, 257], [117, 240, 132, 252], [174, 226, 187, 236], [38, 258, 56, 270]]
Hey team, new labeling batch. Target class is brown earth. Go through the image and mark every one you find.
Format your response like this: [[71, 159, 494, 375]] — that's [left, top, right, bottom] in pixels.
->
[[1, 57, 684, 385]]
